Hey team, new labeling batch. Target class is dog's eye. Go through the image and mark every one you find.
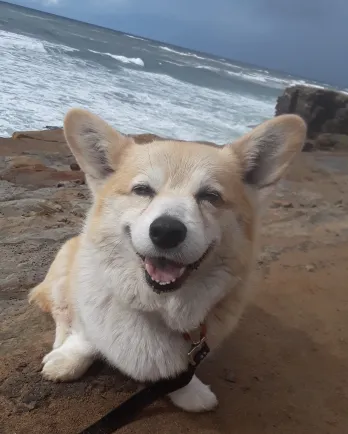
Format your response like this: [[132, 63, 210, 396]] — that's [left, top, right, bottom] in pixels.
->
[[196, 189, 223, 206], [132, 184, 155, 197]]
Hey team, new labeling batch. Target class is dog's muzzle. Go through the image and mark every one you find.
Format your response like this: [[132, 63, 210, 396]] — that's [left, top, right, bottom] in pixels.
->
[[139, 244, 213, 293]]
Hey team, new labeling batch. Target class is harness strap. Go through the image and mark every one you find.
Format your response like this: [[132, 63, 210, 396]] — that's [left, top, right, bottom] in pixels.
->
[[78, 323, 209, 434]]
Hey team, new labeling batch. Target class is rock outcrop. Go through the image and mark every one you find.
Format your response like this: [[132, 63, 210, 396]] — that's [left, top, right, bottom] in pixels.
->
[[275, 85, 348, 151]]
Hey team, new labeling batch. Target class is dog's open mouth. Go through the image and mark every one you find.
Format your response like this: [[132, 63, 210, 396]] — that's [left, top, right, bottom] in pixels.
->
[[138, 246, 212, 293]]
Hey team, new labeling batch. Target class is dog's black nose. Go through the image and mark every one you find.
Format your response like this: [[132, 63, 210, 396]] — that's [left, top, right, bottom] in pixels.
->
[[149, 216, 187, 249]]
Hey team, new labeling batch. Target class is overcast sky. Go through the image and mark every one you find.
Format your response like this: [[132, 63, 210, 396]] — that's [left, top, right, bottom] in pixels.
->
[[7, 0, 348, 87]]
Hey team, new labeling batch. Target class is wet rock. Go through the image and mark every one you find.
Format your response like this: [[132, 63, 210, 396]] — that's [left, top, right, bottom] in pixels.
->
[[303, 141, 315, 152], [0, 198, 63, 217], [45, 125, 61, 130], [12, 128, 65, 142], [129, 132, 165, 144], [275, 85, 348, 138], [0, 160, 84, 188], [7, 156, 51, 171], [70, 162, 80, 171], [271, 200, 294, 209], [314, 133, 348, 151]]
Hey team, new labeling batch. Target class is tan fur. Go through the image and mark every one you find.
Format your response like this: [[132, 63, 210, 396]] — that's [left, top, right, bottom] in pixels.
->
[[28, 282, 52, 312], [29, 236, 79, 322]]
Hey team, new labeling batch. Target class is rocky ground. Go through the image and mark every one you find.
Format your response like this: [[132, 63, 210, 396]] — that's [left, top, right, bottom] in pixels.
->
[[1, 129, 348, 434]]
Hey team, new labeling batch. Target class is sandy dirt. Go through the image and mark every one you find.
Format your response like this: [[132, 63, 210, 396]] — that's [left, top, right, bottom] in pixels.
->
[[1, 131, 348, 434]]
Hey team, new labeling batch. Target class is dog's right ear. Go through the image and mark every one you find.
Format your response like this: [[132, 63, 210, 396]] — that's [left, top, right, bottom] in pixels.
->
[[64, 108, 131, 194]]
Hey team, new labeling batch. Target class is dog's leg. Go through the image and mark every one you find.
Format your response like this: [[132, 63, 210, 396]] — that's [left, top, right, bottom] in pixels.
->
[[52, 313, 70, 349], [168, 374, 218, 412], [42, 332, 95, 382]]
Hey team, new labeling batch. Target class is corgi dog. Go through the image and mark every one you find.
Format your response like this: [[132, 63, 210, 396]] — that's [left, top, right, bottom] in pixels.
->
[[29, 109, 306, 412]]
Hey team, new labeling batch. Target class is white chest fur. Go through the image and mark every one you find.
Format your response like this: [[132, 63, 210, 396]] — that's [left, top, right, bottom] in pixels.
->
[[72, 236, 237, 382], [74, 267, 191, 381]]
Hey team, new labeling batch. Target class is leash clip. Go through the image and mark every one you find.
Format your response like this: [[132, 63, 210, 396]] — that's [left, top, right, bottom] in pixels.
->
[[187, 336, 210, 366], [184, 324, 210, 367]]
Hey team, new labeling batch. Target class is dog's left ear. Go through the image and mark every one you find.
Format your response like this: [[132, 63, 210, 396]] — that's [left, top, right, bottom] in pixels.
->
[[64, 108, 132, 194], [225, 114, 306, 196]]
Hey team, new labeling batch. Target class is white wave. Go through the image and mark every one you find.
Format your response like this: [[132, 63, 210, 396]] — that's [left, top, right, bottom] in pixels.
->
[[164, 60, 313, 91], [65, 31, 105, 43], [62, 46, 79, 53], [106, 54, 144, 66], [0, 30, 273, 143], [45, 42, 79, 53], [163, 61, 224, 74], [158, 46, 246, 73], [0, 30, 79, 57], [270, 77, 326, 89], [226, 70, 267, 84], [161, 60, 220, 73], [88, 49, 144, 66], [18, 11, 54, 21], [163, 60, 186, 67], [159, 46, 206, 61], [195, 65, 221, 73], [0, 29, 47, 53], [286, 79, 326, 89], [125, 34, 147, 41], [224, 68, 327, 90], [162, 58, 322, 91]]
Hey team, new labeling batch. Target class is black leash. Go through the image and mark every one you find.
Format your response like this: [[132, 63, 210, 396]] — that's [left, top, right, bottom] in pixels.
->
[[78, 326, 210, 434], [79, 366, 195, 434]]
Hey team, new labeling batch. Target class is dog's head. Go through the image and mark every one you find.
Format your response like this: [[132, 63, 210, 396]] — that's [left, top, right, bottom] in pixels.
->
[[64, 109, 306, 308]]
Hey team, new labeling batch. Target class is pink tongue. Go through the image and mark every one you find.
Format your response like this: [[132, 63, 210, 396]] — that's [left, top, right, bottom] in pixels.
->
[[145, 258, 185, 283]]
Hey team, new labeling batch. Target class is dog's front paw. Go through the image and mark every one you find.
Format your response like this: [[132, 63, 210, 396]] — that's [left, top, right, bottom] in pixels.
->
[[169, 375, 218, 412], [41, 334, 94, 382], [41, 348, 87, 382]]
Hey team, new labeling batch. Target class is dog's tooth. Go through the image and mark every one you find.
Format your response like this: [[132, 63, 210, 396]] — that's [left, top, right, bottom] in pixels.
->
[[179, 267, 186, 277]]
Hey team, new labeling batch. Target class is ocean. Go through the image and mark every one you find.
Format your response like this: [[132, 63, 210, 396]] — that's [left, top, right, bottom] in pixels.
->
[[0, 2, 337, 142]]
